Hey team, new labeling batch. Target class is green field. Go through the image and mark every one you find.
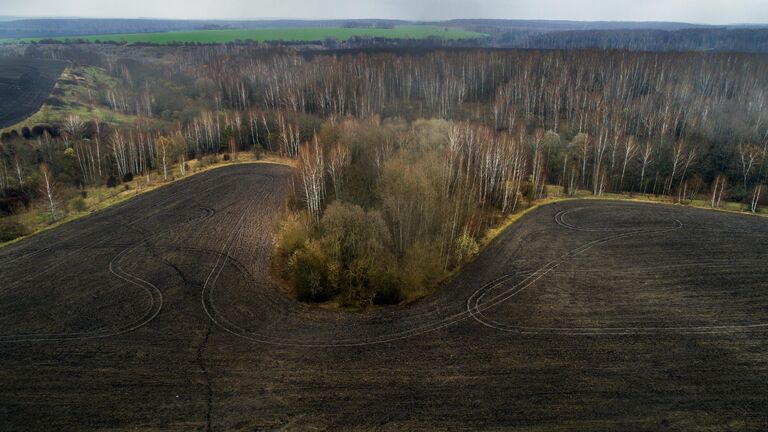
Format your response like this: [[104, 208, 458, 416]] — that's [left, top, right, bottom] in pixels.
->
[[3, 26, 486, 45]]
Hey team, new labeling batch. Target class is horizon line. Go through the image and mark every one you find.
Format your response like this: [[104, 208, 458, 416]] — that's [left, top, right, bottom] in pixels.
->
[[2, 16, 767, 26]]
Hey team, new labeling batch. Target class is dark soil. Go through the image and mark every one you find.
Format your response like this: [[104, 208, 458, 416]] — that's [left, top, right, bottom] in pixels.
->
[[1, 164, 767, 431], [0, 57, 67, 129]]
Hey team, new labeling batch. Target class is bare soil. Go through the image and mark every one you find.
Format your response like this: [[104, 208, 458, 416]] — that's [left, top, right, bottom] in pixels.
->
[[1, 163, 767, 431], [0, 57, 66, 128]]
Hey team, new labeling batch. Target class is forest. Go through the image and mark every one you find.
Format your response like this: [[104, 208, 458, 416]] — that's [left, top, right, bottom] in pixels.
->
[[513, 28, 768, 53], [3, 44, 768, 306]]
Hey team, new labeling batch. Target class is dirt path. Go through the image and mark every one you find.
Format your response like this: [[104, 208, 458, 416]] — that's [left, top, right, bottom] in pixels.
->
[[1, 163, 767, 431]]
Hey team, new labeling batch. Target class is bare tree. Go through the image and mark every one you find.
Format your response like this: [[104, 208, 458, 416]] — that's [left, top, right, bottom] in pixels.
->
[[62, 114, 85, 141], [620, 136, 638, 191], [711, 175, 728, 208], [574, 133, 590, 189], [751, 184, 763, 214], [326, 142, 350, 201], [173, 134, 187, 176], [592, 129, 609, 196], [298, 135, 326, 222], [639, 141, 655, 193], [155, 136, 171, 180], [737, 144, 762, 191], [110, 131, 129, 178], [38, 163, 58, 221]]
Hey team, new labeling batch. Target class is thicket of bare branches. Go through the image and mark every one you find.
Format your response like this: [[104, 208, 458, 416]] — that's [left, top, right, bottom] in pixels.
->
[[183, 48, 768, 201]]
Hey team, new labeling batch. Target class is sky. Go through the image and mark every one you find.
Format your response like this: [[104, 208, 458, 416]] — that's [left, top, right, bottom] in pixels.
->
[[1, 0, 766, 25]]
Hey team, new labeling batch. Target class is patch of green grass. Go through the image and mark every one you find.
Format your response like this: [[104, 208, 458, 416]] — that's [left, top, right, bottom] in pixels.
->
[[1, 66, 142, 133], [5, 26, 486, 45]]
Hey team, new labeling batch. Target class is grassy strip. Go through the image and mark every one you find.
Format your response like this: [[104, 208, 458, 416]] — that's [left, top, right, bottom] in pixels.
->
[[1, 66, 143, 134], [3, 26, 486, 45], [565, 186, 768, 217], [0, 153, 295, 249], [479, 197, 569, 247]]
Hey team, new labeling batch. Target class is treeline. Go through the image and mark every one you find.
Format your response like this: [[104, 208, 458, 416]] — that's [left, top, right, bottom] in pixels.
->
[[182, 48, 768, 200], [6, 46, 768, 210], [514, 28, 768, 53], [0, 109, 298, 220], [0, 116, 182, 229]]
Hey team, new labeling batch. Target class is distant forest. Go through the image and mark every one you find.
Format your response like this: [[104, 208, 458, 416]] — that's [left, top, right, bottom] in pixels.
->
[[3, 18, 768, 53], [501, 28, 768, 53]]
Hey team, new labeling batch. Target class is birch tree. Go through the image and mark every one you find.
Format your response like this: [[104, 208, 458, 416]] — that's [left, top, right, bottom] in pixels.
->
[[639, 141, 655, 193], [738, 144, 761, 191], [326, 142, 350, 201], [38, 163, 57, 221], [155, 136, 171, 180], [298, 135, 326, 222]]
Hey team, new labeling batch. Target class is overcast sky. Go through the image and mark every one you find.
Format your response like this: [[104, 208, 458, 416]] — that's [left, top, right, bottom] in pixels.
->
[[2, 0, 766, 24]]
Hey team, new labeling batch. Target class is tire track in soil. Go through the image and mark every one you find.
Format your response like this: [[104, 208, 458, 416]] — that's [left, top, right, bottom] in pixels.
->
[[3, 165, 768, 430], [196, 322, 213, 432], [0, 192, 218, 342], [143, 232, 217, 427], [469, 206, 768, 335]]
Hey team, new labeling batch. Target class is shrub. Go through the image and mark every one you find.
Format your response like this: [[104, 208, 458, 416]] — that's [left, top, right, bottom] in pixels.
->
[[286, 190, 299, 211], [0, 193, 30, 216], [289, 240, 336, 302], [453, 231, 479, 265], [71, 197, 87, 212], [253, 144, 264, 159], [275, 213, 310, 261], [371, 270, 403, 305], [399, 240, 446, 299], [0, 219, 27, 243], [280, 202, 405, 307]]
